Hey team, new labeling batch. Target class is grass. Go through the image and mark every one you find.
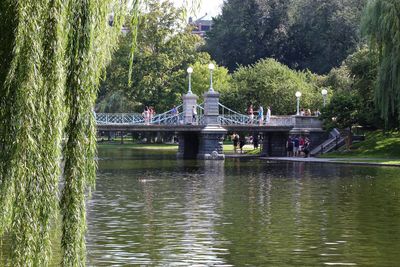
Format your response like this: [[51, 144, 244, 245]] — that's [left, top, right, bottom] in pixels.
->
[[98, 142, 260, 154], [320, 131, 400, 160], [333, 159, 400, 165], [98, 142, 178, 151]]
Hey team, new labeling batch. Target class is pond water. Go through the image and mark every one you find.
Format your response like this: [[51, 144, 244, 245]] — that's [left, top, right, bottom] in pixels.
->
[[2, 146, 400, 266]]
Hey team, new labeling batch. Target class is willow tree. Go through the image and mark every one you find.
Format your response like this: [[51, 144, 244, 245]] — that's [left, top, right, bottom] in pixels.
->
[[1, 0, 201, 265], [362, 0, 400, 127]]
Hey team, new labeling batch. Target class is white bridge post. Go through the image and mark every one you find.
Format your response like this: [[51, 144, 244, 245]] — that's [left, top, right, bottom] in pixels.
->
[[197, 90, 227, 160], [182, 92, 198, 124]]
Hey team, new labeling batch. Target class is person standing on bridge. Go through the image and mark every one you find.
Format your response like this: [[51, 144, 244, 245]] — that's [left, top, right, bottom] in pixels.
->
[[248, 104, 254, 124], [149, 106, 156, 123], [143, 106, 150, 125], [171, 105, 178, 124], [192, 105, 197, 125], [258, 106, 264, 125], [265, 106, 271, 124]]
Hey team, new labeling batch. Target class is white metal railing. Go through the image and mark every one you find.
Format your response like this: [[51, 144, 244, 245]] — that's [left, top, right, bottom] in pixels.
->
[[96, 104, 183, 125], [310, 128, 344, 156], [218, 103, 255, 125], [96, 113, 144, 124], [96, 103, 319, 128], [218, 103, 295, 126]]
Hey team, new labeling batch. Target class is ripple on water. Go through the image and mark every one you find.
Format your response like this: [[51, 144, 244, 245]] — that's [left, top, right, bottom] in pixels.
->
[[81, 155, 400, 266]]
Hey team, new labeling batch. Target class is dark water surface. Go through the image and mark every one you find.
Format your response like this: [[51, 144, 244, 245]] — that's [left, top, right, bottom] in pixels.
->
[[86, 147, 400, 266], [1, 146, 400, 266]]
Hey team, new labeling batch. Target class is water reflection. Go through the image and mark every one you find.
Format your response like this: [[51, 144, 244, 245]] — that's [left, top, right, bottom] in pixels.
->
[[2, 148, 400, 266]]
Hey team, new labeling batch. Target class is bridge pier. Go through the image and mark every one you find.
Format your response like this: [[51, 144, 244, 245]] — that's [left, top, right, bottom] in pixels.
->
[[261, 132, 288, 157], [197, 91, 226, 160], [290, 116, 327, 151], [177, 132, 200, 159], [197, 126, 226, 160]]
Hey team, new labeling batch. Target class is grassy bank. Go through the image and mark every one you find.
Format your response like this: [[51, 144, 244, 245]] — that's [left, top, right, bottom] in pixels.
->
[[98, 142, 258, 154], [320, 131, 400, 163]]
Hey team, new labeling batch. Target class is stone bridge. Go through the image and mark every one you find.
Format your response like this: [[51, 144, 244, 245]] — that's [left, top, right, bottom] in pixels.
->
[[96, 90, 326, 160]]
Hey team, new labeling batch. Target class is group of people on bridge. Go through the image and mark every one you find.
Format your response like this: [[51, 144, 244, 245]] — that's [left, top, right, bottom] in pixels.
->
[[247, 105, 271, 125], [143, 106, 156, 125]]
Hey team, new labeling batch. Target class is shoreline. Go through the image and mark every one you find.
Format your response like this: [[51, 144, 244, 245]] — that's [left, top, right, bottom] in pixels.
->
[[97, 142, 400, 167], [260, 156, 400, 167]]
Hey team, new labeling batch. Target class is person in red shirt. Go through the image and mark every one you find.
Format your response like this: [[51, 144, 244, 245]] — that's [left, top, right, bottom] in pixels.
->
[[299, 136, 305, 156], [248, 104, 254, 124]]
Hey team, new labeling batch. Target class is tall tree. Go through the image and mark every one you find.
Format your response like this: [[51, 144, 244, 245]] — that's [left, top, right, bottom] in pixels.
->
[[205, 0, 292, 72], [221, 58, 321, 115], [99, 0, 212, 112], [285, 0, 367, 73], [362, 0, 400, 126], [205, 0, 366, 74], [0, 0, 127, 265]]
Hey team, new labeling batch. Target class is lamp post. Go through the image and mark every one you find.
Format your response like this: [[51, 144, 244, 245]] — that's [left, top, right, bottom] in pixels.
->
[[321, 88, 328, 107], [208, 63, 215, 92], [187, 67, 193, 94], [295, 91, 302, 115]]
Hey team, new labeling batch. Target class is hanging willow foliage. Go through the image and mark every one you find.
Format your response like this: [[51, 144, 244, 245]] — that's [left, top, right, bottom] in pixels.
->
[[0, 0, 200, 265], [362, 0, 400, 126]]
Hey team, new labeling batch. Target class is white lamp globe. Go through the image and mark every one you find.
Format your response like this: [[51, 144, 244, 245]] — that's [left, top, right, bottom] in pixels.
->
[[187, 67, 193, 74], [322, 89, 328, 96], [295, 91, 302, 98], [208, 63, 215, 70]]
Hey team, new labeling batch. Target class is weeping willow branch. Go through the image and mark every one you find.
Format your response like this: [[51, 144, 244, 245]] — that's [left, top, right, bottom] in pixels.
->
[[362, 0, 400, 125], [0, 0, 201, 265]]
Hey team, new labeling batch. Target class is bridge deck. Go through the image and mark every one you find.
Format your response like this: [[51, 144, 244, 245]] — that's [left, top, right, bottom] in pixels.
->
[[97, 124, 293, 132]]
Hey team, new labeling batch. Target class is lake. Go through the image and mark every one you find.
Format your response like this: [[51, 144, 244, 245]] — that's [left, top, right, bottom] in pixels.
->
[[2, 145, 400, 266]]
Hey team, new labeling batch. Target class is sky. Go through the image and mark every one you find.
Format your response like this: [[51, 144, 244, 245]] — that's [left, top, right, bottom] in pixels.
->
[[172, 0, 224, 18]]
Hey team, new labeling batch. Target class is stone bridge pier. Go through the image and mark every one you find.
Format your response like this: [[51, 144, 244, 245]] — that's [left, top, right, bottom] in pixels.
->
[[261, 132, 289, 157], [177, 90, 226, 160]]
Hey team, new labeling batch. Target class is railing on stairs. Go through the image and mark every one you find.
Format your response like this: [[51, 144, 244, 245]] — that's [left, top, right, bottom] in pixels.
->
[[310, 128, 344, 156]]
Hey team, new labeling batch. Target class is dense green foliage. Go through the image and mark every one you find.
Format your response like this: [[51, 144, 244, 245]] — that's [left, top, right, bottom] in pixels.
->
[[320, 92, 361, 131], [190, 60, 231, 99], [0, 0, 129, 265], [362, 0, 400, 126], [322, 47, 384, 130], [98, 1, 219, 112], [205, 0, 367, 74], [220, 58, 322, 115]]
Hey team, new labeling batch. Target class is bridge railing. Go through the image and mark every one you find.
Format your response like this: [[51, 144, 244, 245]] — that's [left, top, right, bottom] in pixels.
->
[[218, 103, 256, 125], [151, 104, 183, 125], [96, 104, 321, 128], [96, 113, 145, 125], [196, 103, 205, 125]]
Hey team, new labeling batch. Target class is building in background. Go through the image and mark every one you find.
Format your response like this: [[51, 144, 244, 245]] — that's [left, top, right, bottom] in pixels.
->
[[189, 13, 213, 38]]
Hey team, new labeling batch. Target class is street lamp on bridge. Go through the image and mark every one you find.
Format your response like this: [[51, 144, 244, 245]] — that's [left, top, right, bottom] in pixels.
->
[[208, 63, 215, 92], [295, 91, 302, 115], [187, 67, 193, 94], [321, 88, 328, 107]]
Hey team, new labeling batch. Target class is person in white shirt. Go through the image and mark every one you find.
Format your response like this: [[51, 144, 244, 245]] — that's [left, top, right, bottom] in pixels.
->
[[265, 106, 271, 123], [192, 105, 197, 124]]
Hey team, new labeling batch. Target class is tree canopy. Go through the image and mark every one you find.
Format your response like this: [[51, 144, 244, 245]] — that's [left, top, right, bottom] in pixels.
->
[[362, 0, 400, 126], [0, 0, 132, 265], [98, 0, 231, 113], [220, 58, 322, 115], [205, 0, 367, 74]]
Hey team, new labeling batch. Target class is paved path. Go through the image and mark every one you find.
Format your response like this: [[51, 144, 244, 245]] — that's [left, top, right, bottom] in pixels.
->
[[261, 157, 400, 167]]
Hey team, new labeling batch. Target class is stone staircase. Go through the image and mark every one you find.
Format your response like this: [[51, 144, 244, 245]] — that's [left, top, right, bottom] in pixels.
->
[[310, 128, 345, 156]]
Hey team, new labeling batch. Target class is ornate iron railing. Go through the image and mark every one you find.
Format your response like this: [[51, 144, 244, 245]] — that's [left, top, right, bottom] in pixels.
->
[[96, 103, 319, 128]]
